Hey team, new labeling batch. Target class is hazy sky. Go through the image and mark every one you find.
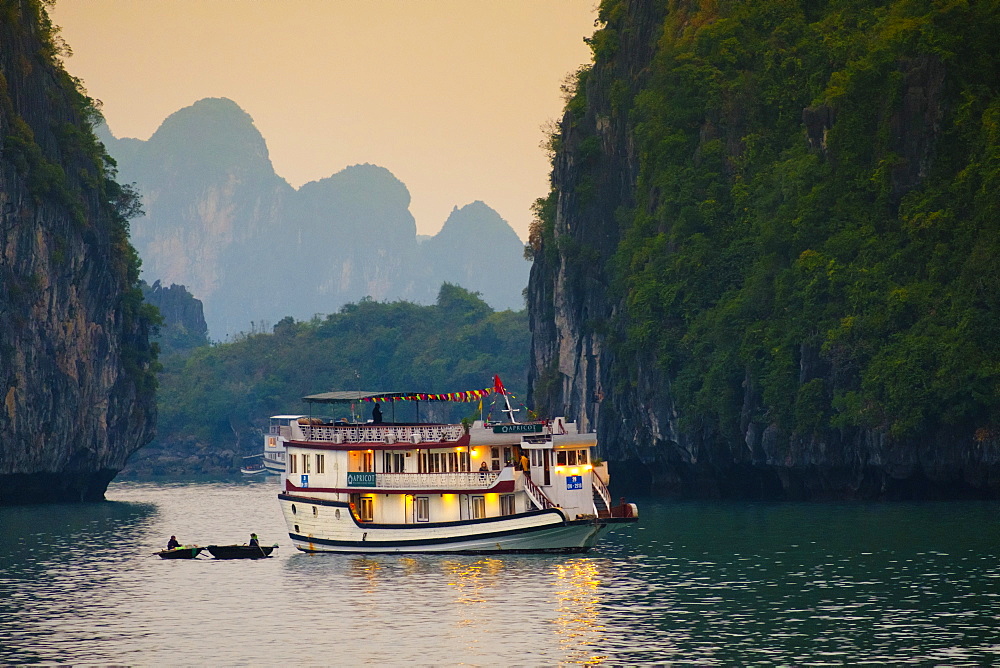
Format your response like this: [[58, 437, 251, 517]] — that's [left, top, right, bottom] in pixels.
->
[[49, 1, 598, 240]]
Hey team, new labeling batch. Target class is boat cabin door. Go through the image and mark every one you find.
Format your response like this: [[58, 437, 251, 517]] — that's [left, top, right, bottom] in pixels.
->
[[529, 449, 551, 486]]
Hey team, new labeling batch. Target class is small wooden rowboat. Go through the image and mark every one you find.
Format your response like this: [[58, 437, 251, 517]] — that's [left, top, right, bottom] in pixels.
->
[[157, 545, 204, 559], [206, 544, 276, 559]]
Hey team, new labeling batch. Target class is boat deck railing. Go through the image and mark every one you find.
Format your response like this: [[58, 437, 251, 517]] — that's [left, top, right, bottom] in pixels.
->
[[300, 423, 464, 444], [371, 471, 503, 489], [522, 474, 557, 511]]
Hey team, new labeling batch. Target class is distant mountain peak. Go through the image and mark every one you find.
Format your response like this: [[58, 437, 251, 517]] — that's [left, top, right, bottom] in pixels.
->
[[147, 97, 269, 164]]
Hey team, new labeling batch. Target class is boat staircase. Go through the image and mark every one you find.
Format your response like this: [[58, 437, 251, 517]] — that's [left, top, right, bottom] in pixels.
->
[[523, 475, 557, 511], [592, 470, 613, 517]]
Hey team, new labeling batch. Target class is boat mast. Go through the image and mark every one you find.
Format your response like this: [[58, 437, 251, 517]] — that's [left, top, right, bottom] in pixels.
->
[[495, 374, 519, 424]]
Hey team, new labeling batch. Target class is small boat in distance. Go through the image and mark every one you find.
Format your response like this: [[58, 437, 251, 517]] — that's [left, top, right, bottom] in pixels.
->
[[256, 415, 303, 474], [240, 454, 268, 475], [275, 375, 637, 554], [156, 545, 204, 559], [206, 544, 277, 559]]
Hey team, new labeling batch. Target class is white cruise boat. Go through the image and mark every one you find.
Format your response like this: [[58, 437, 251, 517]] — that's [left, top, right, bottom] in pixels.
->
[[276, 382, 637, 553], [260, 414, 304, 474]]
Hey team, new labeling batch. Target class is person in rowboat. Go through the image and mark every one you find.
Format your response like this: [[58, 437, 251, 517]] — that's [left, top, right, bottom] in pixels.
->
[[249, 533, 260, 547], [166, 536, 180, 550]]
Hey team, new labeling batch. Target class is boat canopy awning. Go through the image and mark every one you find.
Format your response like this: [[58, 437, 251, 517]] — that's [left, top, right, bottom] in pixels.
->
[[303, 391, 418, 404]]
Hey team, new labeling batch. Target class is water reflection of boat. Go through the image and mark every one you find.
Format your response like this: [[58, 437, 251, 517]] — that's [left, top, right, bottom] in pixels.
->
[[275, 377, 638, 554], [156, 546, 204, 559], [206, 544, 276, 559]]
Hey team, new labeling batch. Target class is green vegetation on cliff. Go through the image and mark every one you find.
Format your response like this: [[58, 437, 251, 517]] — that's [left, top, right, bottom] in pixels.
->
[[536, 0, 1000, 444], [0, 0, 158, 502], [131, 285, 528, 476]]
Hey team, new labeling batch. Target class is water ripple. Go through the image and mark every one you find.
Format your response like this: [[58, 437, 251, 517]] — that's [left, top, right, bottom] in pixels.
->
[[1, 484, 999, 665]]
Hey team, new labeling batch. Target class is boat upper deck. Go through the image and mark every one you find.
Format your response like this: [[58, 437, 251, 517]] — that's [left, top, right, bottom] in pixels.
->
[[295, 420, 465, 446]]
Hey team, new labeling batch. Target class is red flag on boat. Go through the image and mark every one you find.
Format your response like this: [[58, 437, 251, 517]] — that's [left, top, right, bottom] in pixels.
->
[[493, 374, 507, 395]]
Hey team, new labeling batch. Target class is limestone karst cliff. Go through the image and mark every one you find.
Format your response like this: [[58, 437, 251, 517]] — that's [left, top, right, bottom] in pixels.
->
[[527, 0, 1000, 499], [418, 201, 529, 311], [0, 0, 157, 504], [100, 98, 530, 339], [140, 281, 208, 356]]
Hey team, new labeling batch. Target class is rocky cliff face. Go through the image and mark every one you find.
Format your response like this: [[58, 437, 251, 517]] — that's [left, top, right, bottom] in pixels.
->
[[527, 0, 1000, 500], [102, 99, 530, 339], [419, 201, 530, 311], [141, 281, 208, 356], [0, 0, 157, 504]]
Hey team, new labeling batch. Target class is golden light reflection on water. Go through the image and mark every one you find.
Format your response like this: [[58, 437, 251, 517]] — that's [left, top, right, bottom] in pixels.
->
[[551, 559, 608, 665], [336, 553, 611, 663], [348, 557, 383, 594], [443, 557, 507, 654]]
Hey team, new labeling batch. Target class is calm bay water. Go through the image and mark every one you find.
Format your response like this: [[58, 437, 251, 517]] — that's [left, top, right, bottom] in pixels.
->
[[1, 479, 999, 665]]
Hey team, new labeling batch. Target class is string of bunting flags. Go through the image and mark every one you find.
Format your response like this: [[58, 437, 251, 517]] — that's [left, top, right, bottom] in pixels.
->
[[358, 376, 513, 404], [359, 387, 495, 403]]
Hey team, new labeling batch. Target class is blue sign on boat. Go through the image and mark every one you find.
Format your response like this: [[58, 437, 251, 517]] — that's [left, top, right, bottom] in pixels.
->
[[492, 423, 543, 434], [347, 472, 377, 487], [566, 475, 582, 490], [300, 474, 309, 488]]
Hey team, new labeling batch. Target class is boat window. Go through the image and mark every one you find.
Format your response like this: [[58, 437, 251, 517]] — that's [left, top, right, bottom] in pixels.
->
[[289, 454, 298, 474], [312, 506, 318, 517], [578, 450, 588, 464], [447, 452, 458, 472], [491, 446, 500, 470], [383, 451, 405, 473], [291, 504, 297, 515], [500, 494, 515, 516], [315, 454, 325, 474], [415, 496, 429, 522], [530, 450, 544, 467], [567, 450, 578, 466], [362, 451, 374, 472], [302, 455, 311, 474], [359, 497, 374, 522], [472, 496, 486, 519], [556, 451, 567, 466]]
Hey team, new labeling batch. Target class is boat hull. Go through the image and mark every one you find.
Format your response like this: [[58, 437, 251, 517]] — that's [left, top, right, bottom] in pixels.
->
[[279, 493, 634, 554], [206, 544, 276, 559], [157, 546, 203, 559]]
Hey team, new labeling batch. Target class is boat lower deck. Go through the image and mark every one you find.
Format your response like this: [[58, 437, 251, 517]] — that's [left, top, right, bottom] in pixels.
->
[[278, 493, 635, 553]]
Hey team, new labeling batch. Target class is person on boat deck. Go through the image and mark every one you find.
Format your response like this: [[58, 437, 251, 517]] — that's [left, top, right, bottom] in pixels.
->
[[249, 533, 260, 547], [167, 535, 180, 550], [372, 404, 383, 423], [479, 461, 489, 472], [520, 452, 531, 479]]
